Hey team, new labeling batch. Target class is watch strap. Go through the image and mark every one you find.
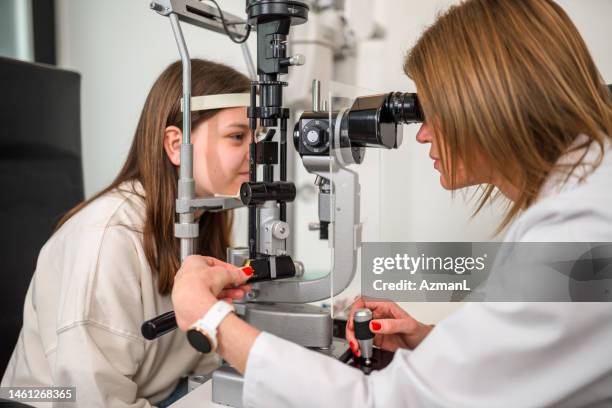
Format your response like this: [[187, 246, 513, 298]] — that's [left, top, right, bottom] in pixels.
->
[[187, 301, 235, 353], [198, 300, 235, 335]]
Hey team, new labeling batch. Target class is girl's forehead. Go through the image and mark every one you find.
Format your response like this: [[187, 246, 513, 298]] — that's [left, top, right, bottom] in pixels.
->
[[200, 108, 248, 135], [216, 108, 249, 126]]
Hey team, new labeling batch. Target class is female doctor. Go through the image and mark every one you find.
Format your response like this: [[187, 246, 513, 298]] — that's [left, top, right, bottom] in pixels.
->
[[172, 0, 612, 407]]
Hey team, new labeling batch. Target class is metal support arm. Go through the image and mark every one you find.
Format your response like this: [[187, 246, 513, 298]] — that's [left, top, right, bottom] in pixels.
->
[[151, 0, 248, 37], [248, 155, 361, 303]]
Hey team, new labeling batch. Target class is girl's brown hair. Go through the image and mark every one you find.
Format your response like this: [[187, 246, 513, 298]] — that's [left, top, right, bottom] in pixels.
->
[[405, 0, 612, 231], [57, 59, 251, 295]]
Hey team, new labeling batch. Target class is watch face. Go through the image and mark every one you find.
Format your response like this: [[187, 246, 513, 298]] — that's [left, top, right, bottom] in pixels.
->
[[187, 329, 213, 353]]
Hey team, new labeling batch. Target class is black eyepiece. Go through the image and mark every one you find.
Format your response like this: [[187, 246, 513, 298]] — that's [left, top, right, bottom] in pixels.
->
[[384, 92, 423, 124]]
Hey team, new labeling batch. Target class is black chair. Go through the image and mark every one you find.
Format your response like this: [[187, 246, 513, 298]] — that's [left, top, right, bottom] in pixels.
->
[[0, 57, 84, 377], [0, 399, 35, 407]]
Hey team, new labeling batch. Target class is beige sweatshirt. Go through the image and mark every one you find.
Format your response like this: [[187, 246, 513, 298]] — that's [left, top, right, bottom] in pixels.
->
[[1, 181, 219, 407]]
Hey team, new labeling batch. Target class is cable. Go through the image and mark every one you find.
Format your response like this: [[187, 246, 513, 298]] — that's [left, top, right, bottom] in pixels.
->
[[206, 0, 252, 44]]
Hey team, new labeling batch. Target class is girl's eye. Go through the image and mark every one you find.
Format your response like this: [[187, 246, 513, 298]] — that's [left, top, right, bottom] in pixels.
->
[[228, 133, 245, 141]]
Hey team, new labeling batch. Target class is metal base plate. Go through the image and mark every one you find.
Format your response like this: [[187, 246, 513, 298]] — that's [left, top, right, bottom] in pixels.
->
[[242, 303, 332, 348], [211, 338, 349, 407], [212, 365, 244, 408]]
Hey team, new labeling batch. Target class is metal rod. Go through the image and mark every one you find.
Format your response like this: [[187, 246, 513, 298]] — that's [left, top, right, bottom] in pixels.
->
[[280, 116, 287, 221], [263, 165, 273, 182], [170, 13, 196, 261], [312, 79, 320, 112], [248, 83, 258, 258], [280, 117, 287, 182], [170, 13, 191, 175]]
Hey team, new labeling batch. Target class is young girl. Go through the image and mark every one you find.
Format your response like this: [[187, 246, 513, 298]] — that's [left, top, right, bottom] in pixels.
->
[[2, 59, 252, 407]]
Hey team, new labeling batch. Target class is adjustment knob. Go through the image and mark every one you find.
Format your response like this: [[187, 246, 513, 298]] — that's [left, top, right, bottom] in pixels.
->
[[280, 54, 306, 68], [354, 308, 374, 366], [288, 54, 305, 66], [301, 120, 330, 154], [305, 127, 326, 147], [272, 221, 290, 239]]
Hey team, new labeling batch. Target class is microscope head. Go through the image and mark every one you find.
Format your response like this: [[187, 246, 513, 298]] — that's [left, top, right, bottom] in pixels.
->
[[246, 0, 310, 127], [294, 91, 423, 165]]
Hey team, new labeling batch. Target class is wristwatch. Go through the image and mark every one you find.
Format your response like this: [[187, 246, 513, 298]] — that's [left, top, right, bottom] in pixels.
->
[[187, 300, 235, 353]]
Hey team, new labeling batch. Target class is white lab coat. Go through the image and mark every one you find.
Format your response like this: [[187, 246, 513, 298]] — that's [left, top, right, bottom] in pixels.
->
[[242, 135, 612, 408]]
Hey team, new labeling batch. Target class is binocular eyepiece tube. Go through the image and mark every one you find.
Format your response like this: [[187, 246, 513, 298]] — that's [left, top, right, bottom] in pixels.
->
[[294, 91, 424, 160], [384, 92, 424, 124]]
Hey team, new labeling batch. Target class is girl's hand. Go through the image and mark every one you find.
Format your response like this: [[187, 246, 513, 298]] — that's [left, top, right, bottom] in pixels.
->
[[345, 297, 434, 356], [172, 255, 252, 330]]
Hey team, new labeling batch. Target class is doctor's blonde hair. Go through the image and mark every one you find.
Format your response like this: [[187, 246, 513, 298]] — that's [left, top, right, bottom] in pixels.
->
[[405, 0, 612, 231]]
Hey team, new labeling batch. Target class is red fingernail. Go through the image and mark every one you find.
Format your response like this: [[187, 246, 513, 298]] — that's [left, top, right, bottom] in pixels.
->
[[241, 266, 254, 276], [371, 321, 381, 331], [349, 340, 356, 353]]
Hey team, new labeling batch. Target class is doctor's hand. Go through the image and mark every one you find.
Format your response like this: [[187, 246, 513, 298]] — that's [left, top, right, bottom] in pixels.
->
[[346, 297, 434, 356], [172, 255, 252, 331]]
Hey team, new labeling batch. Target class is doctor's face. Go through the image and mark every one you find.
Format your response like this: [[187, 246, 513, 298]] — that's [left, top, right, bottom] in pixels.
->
[[191, 107, 251, 197], [416, 123, 489, 190]]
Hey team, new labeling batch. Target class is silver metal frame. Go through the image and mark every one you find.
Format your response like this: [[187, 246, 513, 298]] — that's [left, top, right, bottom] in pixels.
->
[[154, 3, 362, 407], [152, 0, 248, 37], [169, 13, 197, 262], [248, 156, 360, 302], [153, 1, 252, 262], [158, 2, 361, 303]]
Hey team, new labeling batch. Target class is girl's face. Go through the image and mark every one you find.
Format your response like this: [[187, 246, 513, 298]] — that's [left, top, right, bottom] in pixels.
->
[[192, 107, 251, 197], [164, 107, 251, 197], [416, 122, 485, 190]]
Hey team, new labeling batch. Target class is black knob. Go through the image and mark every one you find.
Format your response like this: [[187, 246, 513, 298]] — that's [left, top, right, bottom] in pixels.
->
[[354, 308, 374, 364], [240, 182, 297, 206], [141, 311, 177, 340]]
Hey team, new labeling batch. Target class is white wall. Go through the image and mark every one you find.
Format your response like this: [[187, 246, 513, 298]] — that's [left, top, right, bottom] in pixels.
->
[[56, 0, 612, 323], [56, 0, 254, 197]]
